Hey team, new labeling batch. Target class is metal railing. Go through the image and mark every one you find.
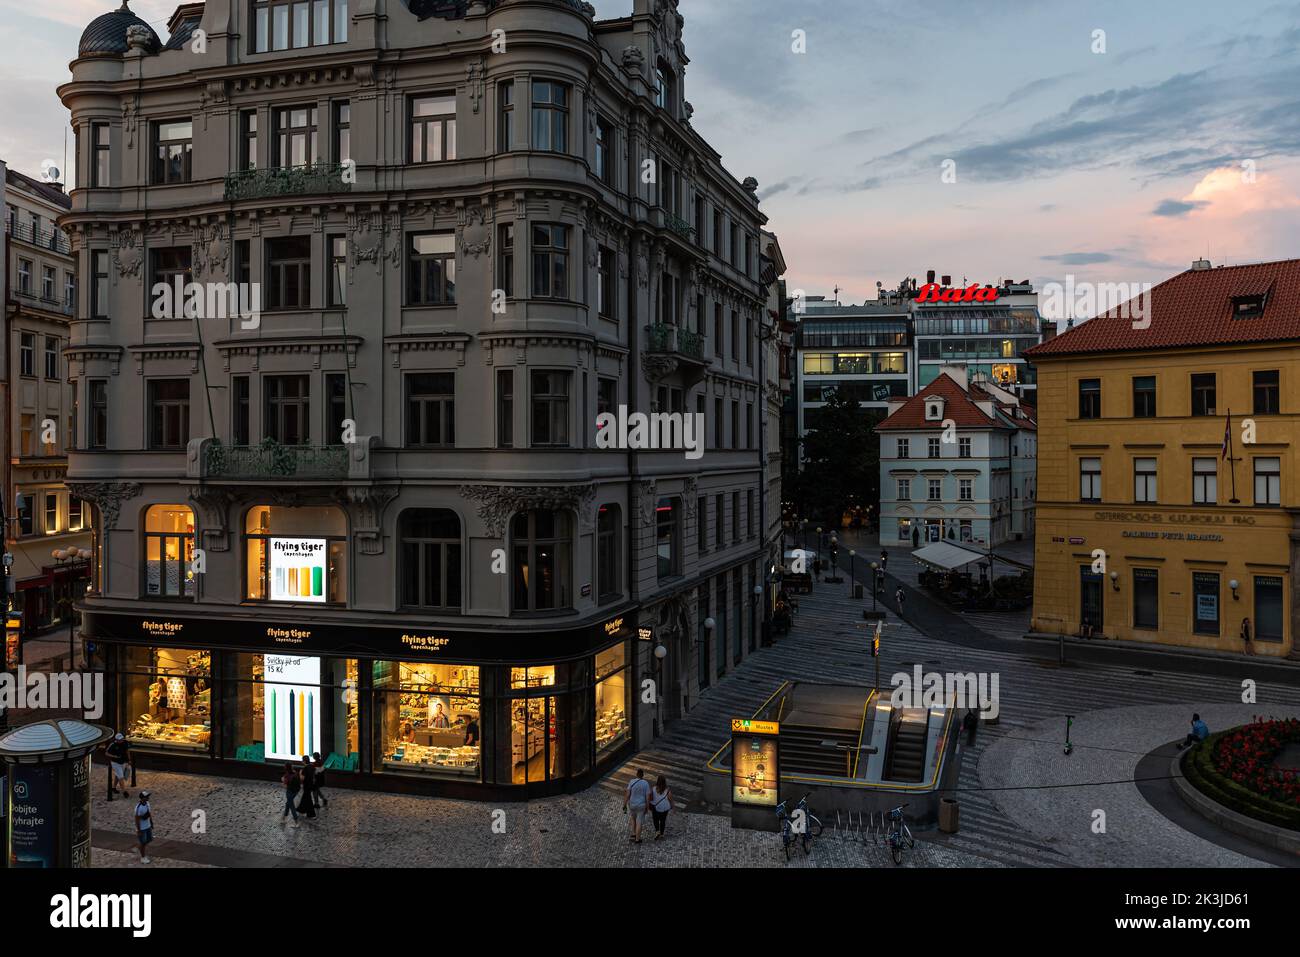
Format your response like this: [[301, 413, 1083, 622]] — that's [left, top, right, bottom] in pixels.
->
[[662, 210, 696, 242], [11, 288, 75, 316], [5, 218, 71, 255], [223, 163, 353, 201], [203, 439, 349, 479], [646, 322, 704, 360]]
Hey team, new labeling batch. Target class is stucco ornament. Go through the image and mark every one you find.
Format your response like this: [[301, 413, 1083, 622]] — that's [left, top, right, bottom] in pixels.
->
[[460, 484, 598, 537]]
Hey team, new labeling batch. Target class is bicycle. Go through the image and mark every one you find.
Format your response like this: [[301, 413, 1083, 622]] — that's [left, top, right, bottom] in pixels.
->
[[884, 803, 915, 865], [775, 793, 824, 860]]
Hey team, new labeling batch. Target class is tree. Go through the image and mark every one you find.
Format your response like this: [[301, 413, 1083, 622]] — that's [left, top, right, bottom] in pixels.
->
[[794, 389, 883, 525]]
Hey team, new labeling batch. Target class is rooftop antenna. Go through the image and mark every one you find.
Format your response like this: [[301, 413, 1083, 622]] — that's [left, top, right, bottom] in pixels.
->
[[833, 284, 841, 304]]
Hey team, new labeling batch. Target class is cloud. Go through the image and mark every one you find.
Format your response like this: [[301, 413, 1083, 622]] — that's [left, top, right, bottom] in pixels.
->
[[1041, 252, 1115, 265], [1152, 199, 1208, 216]]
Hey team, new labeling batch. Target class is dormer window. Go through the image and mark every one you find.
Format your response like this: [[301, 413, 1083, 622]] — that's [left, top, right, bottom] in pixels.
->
[[924, 398, 945, 421], [1232, 294, 1266, 318], [655, 61, 676, 116], [253, 0, 348, 54]]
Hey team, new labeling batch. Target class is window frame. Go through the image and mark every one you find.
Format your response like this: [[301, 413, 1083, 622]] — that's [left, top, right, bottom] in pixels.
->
[[408, 93, 457, 164], [398, 509, 464, 612], [151, 118, 194, 185]]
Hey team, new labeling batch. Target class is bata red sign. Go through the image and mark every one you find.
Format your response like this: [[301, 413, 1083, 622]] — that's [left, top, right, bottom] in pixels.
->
[[916, 282, 1001, 303]]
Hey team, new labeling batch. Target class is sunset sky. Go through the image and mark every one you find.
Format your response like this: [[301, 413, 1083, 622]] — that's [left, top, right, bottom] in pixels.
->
[[4, 0, 1299, 305]]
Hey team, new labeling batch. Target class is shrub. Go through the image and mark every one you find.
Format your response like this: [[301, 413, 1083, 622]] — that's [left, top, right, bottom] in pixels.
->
[[1182, 722, 1300, 831]]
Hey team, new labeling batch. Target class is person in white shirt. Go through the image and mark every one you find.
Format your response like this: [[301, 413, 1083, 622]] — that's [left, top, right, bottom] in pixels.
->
[[135, 790, 154, 864], [650, 775, 675, 840], [624, 768, 651, 844]]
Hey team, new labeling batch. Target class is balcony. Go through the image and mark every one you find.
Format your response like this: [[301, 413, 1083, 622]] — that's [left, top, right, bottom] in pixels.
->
[[663, 211, 695, 243], [5, 218, 71, 255], [192, 437, 370, 482], [644, 323, 707, 384], [223, 164, 353, 202], [11, 288, 74, 317]]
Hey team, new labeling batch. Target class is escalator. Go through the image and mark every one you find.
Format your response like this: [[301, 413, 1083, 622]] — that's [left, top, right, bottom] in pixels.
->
[[778, 724, 859, 776], [883, 710, 930, 782]]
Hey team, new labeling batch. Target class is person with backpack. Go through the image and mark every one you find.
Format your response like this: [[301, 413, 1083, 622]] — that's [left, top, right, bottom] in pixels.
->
[[649, 775, 675, 840], [962, 709, 979, 746], [134, 790, 154, 864], [298, 755, 318, 819], [1180, 713, 1210, 750], [281, 763, 301, 827], [106, 732, 132, 798], [311, 752, 328, 808]]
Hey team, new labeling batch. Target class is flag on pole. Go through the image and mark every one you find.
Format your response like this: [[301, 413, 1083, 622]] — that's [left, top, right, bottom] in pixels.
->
[[1221, 411, 1232, 460]]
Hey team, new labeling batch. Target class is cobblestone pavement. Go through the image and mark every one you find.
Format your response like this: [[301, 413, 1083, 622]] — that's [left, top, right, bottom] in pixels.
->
[[86, 577, 1300, 868]]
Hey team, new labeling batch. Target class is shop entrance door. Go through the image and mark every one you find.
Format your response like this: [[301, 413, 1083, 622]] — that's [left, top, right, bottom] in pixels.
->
[[515, 695, 566, 788], [1080, 568, 1104, 633]]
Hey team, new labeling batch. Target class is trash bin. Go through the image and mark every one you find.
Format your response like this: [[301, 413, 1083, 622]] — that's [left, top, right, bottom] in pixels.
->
[[939, 798, 960, 834]]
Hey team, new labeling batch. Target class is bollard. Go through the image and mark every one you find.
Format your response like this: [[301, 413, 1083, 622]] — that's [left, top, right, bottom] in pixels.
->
[[939, 797, 960, 834]]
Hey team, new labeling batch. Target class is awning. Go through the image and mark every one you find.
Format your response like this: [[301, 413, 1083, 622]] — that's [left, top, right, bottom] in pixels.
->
[[911, 542, 988, 571]]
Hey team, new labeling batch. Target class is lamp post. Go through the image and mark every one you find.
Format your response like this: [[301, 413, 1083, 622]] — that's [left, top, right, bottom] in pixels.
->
[[869, 562, 879, 613], [653, 642, 668, 736], [51, 547, 88, 669], [849, 550, 856, 596]]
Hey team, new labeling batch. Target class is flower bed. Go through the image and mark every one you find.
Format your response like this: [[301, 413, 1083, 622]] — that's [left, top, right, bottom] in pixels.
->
[[1182, 718, 1300, 831]]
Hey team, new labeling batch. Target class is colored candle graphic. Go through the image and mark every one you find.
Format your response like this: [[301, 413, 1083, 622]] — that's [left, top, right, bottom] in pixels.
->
[[275, 567, 285, 598], [289, 567, 298, 597], [271, 689, 277, 754], [307, 693, 315, 755], [298, 692, 305, 756], [312, 566, 323, 597], [264, 655, 322, 763], [289, 690, 296, 753]]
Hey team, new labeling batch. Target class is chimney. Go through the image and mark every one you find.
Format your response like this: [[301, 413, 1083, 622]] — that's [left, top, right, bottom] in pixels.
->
[[1192, 258, 1211, 271], [941, 275, 951, 286], [926, 269, 935, 284]]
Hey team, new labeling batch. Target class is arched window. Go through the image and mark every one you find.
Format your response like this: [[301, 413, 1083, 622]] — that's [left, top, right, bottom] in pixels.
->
[[511, 510, 572, 612], [144, 505, 195, 598], [399, 509, 462, 611], [597, 504, 621, 603], [655, 61, 676, 115], [244, 505, 347, 603]]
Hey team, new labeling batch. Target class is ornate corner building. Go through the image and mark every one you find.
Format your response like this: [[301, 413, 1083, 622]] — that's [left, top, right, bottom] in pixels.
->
[[59, 0, 783, 797]]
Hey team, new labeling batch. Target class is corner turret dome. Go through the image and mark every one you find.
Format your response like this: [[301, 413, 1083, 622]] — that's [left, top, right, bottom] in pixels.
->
[[79, 0, 162, 58]]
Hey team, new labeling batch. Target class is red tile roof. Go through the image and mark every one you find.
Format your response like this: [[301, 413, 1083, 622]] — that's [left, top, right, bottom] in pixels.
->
[[875, 373, 1005, 431], [1026, 259, 1300, 358]]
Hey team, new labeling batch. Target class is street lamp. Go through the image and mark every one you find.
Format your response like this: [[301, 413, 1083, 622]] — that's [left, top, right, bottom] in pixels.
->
[[869, 562, 879, 613], [51, 546, 88, 669], [653, 643, 668, 736], [849, 550, 856, 596]]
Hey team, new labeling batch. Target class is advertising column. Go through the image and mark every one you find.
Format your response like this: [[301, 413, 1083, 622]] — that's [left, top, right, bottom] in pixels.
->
[[730, 718, 780, 831]]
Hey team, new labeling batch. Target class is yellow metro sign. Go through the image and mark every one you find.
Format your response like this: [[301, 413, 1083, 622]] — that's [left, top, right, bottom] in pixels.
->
[[731, 718, 780, 735]]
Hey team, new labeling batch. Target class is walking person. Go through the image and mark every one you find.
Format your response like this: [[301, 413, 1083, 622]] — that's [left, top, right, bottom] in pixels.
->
[[624, 767, 651, 844], [134, 790, 154, 864], [298, 755, 318, 819], [962, 709, 979, 747], [311, 752, 328, 808], [106, 732, 132, 799], [650, 775, 675, 840], [1241, 617, 1255, 656], [895, 586, 906, 615], [280, 763, 301, 827], [879, 550, 888, 572]]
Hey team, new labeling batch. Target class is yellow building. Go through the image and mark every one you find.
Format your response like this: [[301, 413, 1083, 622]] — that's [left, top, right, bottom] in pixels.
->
[[1027, 259, 1300, 659]]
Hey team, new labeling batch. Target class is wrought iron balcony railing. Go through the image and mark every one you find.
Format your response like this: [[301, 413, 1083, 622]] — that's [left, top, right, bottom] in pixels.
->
[[647, 322, 704, 360], [223, 163, 353, 201], [5, 218, 71, 255], [203, 439, 349, 480], [662, 210, 696, 242]]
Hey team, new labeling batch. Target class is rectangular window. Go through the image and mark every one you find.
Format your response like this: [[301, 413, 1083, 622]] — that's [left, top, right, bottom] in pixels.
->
[[958, 436, 971, 458], [1133, 375, 1156, 417], [264, 374, 310, 445], [898, 438, 909, 459], [89, 380, 108, 449], [715, 493, 724, 548], [597, 376, 617, 419], [598, 247, 616, 319], [530, 224, 568, 299], [697, 496, 707, 553], [39, 266, 54, 302], [598, 505, 620, 600], [1254, 457, 1281, 506], [253, 0, 345, 52], [1255, 576, 1285, 643], [17, 259, 30, 295], [150, 247, 193, 311], [897, 478, 911, 501], [714, 303, 723, 357], [730, 311, 739, 361], [928, 437, 941, 458], [1192, 457, 1217, 505], [747, 490, 756, 539], [65, 272, 76, 309], [68, 496, 84, 532], [233, 376, 250, 446], [531, 80, 568, 153], [1133, 568, 1159, 630], [407, 233, 457, 305], [1078, 378, 1101, 419], [44, 336, 59, 380], [148, 379, 191, 450], [530, 370, 571, 448], [405, 373, 456, 448], [498, 80, 514, 151], [325, 373, 347, 445], [92, 251, 109, 317], [745, 316, 754, 365], [327, 235, 347, 306], [44, 494, 58, 533], [19, 333, 35, 377], [152, 119, 193, 184], [656, 498, 680, 579], [959, 478, 973, 501], [1253, 370, 1280, 415], [235, 239, 252, 288], [498, 223, 514, 298], [409, 94, 456, 163], [732, 490, 740, 543], [714, 397, 723, 449], [746, 403, 754, 450], [334, 101, 351, 165], [1133, 457, 1157, 504], [274, 105, 319, 168], [16, 494, 33, 536], [1080, 457, 1102, 502], [92, 122, 111, 186], [730, 401, 739, 451], [496, 369, 513, 448], [927, 479, 942, 502], [595, 116, 613, 185], [1193, 571, 1220, 636], [660, 272, 678, 325], [265, 236, 312, 310], [19, 411, 33, 450], [1190, 373, 1216, 416], [240, 110, 258, 170]]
